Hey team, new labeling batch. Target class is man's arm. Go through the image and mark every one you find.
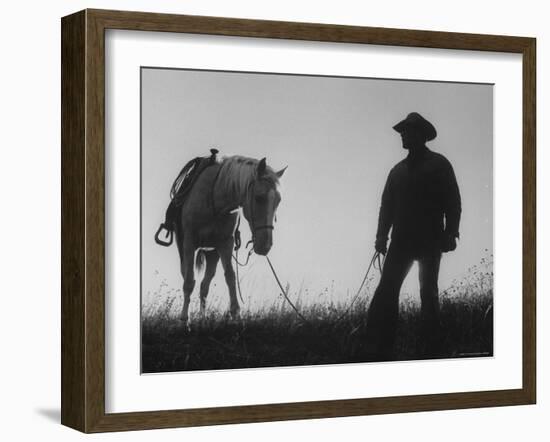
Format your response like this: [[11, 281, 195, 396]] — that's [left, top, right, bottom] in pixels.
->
[[443, 160, 462, 240], [375, 170, 394, 253]]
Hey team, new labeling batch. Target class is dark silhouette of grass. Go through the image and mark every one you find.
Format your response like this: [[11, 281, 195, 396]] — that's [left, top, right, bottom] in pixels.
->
[[142, 257, 493, 373]]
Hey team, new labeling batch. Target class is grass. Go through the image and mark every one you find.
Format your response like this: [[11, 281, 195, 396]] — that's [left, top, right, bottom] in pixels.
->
[[141, 257, 493, 373]]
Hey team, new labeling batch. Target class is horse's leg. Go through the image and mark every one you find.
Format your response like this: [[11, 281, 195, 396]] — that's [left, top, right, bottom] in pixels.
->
[[179, 237, 196, 326], [218, 239, 240, 319], [199, 251, 219, 316]]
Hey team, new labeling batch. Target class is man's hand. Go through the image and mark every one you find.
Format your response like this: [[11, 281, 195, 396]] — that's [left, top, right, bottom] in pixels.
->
[[441, 234, 457, 253], [375, 238, 388, 255]]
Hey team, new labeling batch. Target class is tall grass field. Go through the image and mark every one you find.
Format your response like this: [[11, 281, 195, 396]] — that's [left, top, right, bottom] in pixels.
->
[[141, 256, 493, 373]]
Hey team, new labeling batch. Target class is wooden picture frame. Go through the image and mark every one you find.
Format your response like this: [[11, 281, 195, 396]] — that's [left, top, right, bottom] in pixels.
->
[[61, 8, 536, 433]]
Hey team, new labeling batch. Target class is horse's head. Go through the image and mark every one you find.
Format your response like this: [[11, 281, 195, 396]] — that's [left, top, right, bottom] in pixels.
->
[[243, 158, 286, 256]]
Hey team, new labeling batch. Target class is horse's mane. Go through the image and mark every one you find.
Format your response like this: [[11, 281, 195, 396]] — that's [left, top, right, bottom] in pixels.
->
[[217, 156, 279, 202]]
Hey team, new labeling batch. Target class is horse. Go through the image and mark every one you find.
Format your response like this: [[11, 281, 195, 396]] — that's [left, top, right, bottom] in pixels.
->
[[166, 155, 286, 326]]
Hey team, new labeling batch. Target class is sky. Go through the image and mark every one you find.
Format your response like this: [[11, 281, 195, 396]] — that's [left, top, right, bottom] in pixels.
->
[[141, 68, 493, 312]]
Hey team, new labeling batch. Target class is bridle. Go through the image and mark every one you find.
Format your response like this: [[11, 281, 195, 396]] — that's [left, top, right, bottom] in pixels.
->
[[210, 168, 275, 243], [245, 179, 275, 241]]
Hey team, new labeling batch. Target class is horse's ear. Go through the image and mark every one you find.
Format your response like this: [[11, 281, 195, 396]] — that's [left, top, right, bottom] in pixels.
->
[[257, 157, 267, 176], [276, 166, 288, 179]]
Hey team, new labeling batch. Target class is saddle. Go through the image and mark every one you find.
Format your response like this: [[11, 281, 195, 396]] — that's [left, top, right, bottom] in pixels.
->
[[154, 148, 219, 246]]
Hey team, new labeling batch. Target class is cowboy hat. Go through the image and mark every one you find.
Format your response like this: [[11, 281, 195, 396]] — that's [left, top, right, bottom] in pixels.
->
[[393, 112, 437, 141]]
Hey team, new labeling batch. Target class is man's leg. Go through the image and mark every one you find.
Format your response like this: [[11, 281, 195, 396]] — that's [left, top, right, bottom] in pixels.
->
[[365, 245, 413, 359], [418, 249, 443, 357]]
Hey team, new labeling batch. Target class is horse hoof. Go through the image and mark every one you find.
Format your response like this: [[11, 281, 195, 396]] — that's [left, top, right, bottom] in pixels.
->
[[179, 318, 191, 333], [223, 311, 240, 323], [230, 311, 241, 322]]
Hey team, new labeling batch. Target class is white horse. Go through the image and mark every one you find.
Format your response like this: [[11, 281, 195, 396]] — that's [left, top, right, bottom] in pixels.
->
[[159, 155, 286, 326]]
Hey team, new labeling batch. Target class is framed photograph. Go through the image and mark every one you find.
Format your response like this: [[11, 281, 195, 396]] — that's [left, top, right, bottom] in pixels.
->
[[61, 9, 536, 433]]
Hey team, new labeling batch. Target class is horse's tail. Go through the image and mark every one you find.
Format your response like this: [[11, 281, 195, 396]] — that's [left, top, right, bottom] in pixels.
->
[[195, 249, 206, 272]]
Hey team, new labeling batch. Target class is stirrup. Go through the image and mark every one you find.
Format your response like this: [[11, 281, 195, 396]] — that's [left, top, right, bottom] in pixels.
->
[[154, 224, 173, 246]]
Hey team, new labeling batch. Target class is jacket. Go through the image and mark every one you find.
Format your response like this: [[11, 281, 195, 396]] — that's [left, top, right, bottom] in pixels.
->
[[376, 147, 461, 252]]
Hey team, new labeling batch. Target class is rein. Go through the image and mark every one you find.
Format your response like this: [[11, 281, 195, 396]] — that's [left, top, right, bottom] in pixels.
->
[[332, 251, 384, 325], [265, 255, 311, 326], [264, 251, 384, 328]]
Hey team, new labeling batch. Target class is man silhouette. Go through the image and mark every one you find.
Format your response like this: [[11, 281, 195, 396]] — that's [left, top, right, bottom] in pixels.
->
[[365, 112, 461, 360]]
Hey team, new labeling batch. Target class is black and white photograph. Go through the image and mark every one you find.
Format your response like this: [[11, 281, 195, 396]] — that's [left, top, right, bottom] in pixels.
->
[[141, 67, 493, 373], [2, 0, 544, 438]]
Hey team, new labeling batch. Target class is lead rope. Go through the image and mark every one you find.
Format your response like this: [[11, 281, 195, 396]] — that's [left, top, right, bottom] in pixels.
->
[[234, 248, 244, 305], [332, 250, 383, 326], [232, 214, 254, 305], [233, 246, 253, 305], [265, 255, 311, 326], [264, 251, 384, 328]]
